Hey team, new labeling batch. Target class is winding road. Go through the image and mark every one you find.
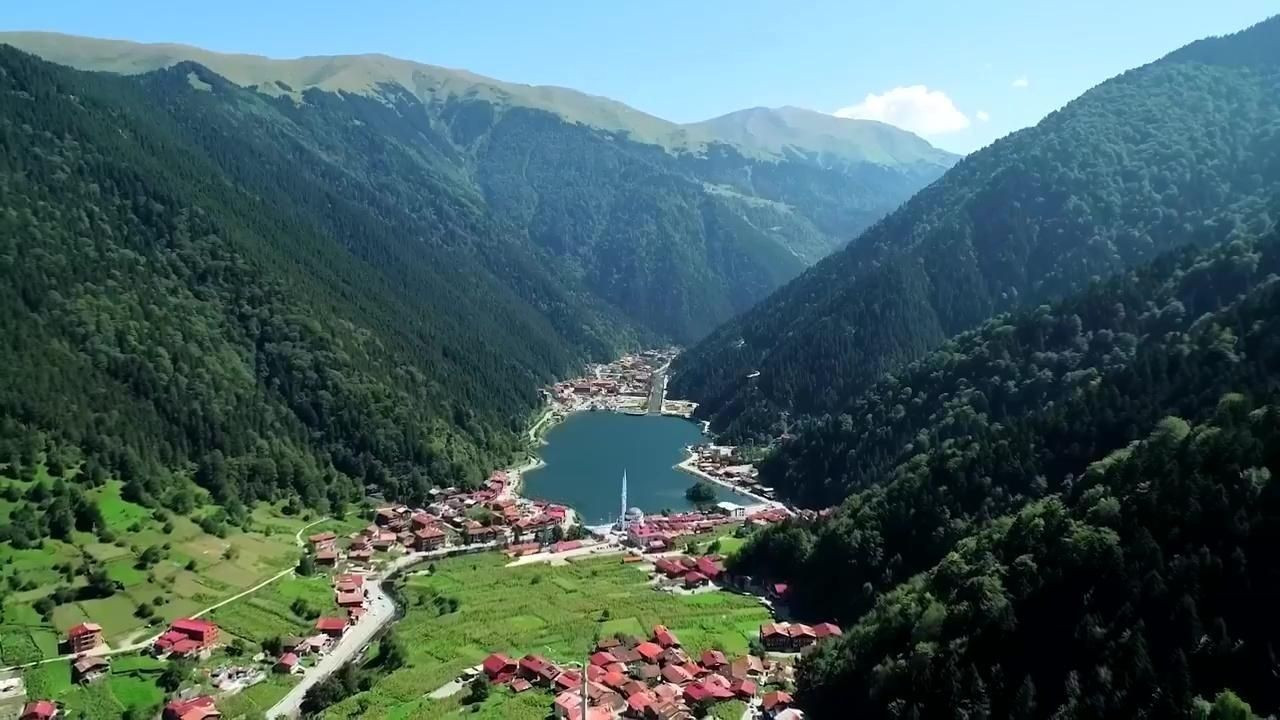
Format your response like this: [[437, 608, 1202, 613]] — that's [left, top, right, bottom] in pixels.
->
[[265, 542, 498, 719]]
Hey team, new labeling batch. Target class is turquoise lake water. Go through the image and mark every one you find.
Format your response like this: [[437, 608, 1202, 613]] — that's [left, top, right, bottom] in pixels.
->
[[522, 411, 754, 525]]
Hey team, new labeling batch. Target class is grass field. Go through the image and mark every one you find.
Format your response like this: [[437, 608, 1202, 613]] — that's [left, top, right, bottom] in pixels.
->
[[0, 480, 320, 658], [320, 552, 771, 719]]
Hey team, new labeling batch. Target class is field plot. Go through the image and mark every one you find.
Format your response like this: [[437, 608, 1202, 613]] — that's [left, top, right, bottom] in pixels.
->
[[321, 552, 770, 719]]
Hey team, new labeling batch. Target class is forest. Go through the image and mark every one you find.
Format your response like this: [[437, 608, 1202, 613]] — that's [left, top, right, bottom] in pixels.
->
[[671, 15, 1280, 443], [729, 225, 1280, 717], [0, 45, 629, 515]]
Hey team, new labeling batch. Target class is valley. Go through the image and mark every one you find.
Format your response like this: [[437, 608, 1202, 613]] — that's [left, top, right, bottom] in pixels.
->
[[1, 8, 1280, 720]]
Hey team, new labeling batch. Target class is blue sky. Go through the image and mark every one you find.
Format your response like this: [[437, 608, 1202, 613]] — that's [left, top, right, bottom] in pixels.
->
[[5, 1, 1274, 153]]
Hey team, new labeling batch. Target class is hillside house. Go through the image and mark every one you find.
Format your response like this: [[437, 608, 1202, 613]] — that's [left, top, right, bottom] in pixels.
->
[[154, 618, 219, 657], [314, 617, 347, 637], [65, 622, 103, 654], [163, 695, 221, 720], [19, 701, 56, 720], [72, 655, 109, 683]]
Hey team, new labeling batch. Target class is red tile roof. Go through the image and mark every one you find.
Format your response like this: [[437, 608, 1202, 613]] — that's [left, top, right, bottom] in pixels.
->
[[483, 653, 516, 677], [762, 690, 794, 711], [635, 641, 663, 661], [589, 650, 618, 666], [67, 622, 102, 638], [20, 700, 56, 720], [314, 617, 347, 633]]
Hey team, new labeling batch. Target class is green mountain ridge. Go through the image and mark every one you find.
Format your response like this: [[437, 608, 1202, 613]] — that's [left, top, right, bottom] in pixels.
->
[[0, 30, 957, 167], [671, 14, 1280, 440], [0, 31, 956, 343]]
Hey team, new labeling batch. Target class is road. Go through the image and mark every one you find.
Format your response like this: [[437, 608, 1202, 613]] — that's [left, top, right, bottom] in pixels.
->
[[647, 367, 667, 414], [0, 517, 327, 674], [265, 543, 497, 719]]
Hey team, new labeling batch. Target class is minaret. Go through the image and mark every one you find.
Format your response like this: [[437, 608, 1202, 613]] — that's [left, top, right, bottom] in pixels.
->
[[620, 469, 628, 525]]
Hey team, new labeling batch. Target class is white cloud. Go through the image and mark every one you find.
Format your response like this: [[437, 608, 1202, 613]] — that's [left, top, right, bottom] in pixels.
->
[[976, 110, 991, 122], [833, 85, 970, 136], [1011, 74, 1030, 89]]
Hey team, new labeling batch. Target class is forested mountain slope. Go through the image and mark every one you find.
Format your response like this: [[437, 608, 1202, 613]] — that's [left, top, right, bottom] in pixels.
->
[[671, 15, 1280, 437], [0, 46, 631, 512], [0, 32, 956, 342], [731, 227, 1280, 717]]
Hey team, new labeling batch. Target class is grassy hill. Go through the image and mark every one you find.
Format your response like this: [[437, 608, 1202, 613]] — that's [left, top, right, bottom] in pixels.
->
[[0, 31, 955, 167]]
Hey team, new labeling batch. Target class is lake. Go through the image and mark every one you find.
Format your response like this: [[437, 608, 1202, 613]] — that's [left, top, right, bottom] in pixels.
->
[[522, 411, 755, 525]]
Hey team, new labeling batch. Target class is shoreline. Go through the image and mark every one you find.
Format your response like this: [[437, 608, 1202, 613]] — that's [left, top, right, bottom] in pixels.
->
[[674, 449, 775, 507]]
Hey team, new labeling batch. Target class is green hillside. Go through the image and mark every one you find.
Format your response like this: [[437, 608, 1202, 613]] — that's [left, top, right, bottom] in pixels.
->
[[670, 15, 1280, 439], [0, 45, 633, 510], [732, 224, 1280, 718], [0, 31, 954, 342]]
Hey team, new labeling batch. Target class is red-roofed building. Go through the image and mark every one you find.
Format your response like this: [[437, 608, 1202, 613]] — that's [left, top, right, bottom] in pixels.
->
[[731, 678, 758, 698], [414, 525, 446, 551], [652, 625, 680, 648], [635, 641, 663, 663], [66, 622, 103, 653], [519, 654, 561, 685], [276, 653, 301, 673], [627, 689, 655, 714], [654, 558, 686, 579], [683, 683, 712, 705], [314, 617, 347, 637], [813, 622, 842, 639], [19, 700, 56, 720], [602, 670, 628, 690], [374, 508, 401, 527], [347, 606, 366, 622], [554, 670, 582, 692], [761, 690, 793, 714], [163, 695, 220, 720], [699, 650, 727, 671], [768, 583, 789, 601], [683, 571, 708, 588], [315, 548, 338, 566], [462, 521, 501, 545], [336, 590, 364, 608], [154, 618, 219, 657], [308, 531, 336, 547], [660, 664, 692, 685], [589, 650, 618, 667], [482, 653, 517, 683], [335, 574, 365, 591], [694, 556, 723, 580], [510, 678, 533, 693]]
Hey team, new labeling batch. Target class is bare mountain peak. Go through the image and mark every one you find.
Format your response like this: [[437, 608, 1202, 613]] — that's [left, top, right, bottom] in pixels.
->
[[0, 31, 955, 168]]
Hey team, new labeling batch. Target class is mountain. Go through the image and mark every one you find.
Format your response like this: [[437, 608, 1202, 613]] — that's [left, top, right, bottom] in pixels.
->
[[688, 105, 956, 168], [0, 44, 641, 515], [0, 33, 957, 340], [732, 224, 1280, 717], [670, 15, 1280, 437], [0, 32, 955, 165]]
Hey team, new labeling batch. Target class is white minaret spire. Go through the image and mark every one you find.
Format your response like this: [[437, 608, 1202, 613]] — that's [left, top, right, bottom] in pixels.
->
[[620, 469, 628, 524]]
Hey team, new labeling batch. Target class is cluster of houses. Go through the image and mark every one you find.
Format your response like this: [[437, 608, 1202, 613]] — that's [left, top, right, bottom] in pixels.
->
[[481, 625, 799, 720], [274, 572, 368, 673], [546, 351, 678, 414], [758, 622, 842, 654], [650, 554, 726, 590], [623, 511, 741, 552]]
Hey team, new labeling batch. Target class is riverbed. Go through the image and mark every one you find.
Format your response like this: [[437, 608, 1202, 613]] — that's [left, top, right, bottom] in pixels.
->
[[522, 411, 756, 525]]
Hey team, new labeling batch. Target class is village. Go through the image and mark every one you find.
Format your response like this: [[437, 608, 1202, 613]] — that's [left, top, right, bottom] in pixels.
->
[[5, 350, 828, 720]]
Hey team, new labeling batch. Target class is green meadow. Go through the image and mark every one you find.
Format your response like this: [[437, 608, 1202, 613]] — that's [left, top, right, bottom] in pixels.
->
[[320, 553, 771, 719]]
